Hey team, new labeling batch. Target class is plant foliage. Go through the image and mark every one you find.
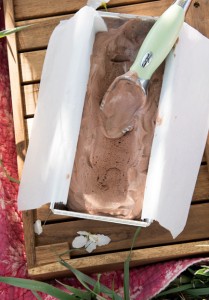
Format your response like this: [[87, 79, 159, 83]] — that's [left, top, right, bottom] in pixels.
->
[[0, 25, 30, 39]]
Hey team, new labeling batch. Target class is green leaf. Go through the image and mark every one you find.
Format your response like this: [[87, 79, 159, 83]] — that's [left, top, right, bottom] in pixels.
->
[[59, 258, 123, 300], [0, 277, 77, 300], [32, 291, 43, 300], [173, 275, 192, 285], [59, 260, 105, 300], [56, 280, 92, 300], [93, 274, 101, 296], [195, 268, 209, 277], [187, 267, 196, 275], [186, 287, 209, 296], [130, 227, 142, 253], [155, 283, 193, 297], [192, 277, 209, 288], [123, 259, 130, 300], [123, 227, 141, 300], [0, 25, 31, 38]]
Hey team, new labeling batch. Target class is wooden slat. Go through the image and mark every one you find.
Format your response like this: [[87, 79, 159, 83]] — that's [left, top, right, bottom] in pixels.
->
[[29, 240, 209, 280], [19, 12, 157, 83], [16, 15, 71, 52], [19, 0, 209, 84], [3, 0, 36, 269], [111, 0, 209, 38], [109, 0, 173, 17], [16, 13, 148, 52], [14, 0, 154, 21], [35, 203, 209, 256], [20, 50, 44, 83], [35, 242, 69, 266], [22, 210, 36, 268], [15, 1, 172, 52], [193, 165, 209, 201], [36, 204, 72, 222], [3, 0, 27, 176], [23, 84, 39, 115]]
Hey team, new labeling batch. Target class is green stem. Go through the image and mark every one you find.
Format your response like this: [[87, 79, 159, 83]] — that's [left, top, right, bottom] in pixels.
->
[[0, 159, 20, 184], [124, 227, 142, 300]]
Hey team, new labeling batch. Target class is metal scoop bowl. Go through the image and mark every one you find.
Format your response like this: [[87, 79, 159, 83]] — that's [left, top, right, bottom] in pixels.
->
[[100, 0, 192, 139]]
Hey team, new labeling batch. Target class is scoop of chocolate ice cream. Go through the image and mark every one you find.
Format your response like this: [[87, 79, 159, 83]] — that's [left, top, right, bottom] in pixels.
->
[[67, 18, 164, 219], [100, 70, 147, 139]]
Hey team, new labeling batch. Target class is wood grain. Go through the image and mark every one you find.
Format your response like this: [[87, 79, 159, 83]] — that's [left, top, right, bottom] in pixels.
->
[[193, 165, 209, 202], [23, 83, 39, 116], [3, 0, 27, 176], [35, 203, 209, 256], [36, 204, 72, 222], [16, 15, 71, 52], [15, 0, 172, 53], [22, 210, 36, 268], [3, 0, 36, 269], [13, 0, 154, 21], [35, 242, 70, 266], [29, 240, 209, 280], [109, 0, 173, 16], [20, 50, 44, 83], [18, 1, 209, 85]]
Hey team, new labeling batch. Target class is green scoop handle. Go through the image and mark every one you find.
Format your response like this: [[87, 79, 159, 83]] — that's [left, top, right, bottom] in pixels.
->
[[130, 2, 187, 81]]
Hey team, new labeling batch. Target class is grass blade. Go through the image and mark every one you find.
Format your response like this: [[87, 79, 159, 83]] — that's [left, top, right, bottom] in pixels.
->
[[130, 227, 142, 254], [195, 267, 209, 277], [93, 274, 101, 296], [186, 287, 209, 296], [0, 25, 31, 38], [56, 280, 92, 300], [124, 227, 141, 300], [156, 283, 193, 297], [0, 159, 20, 184], [32, 291, 43, 300], [124, 259, 130, 300], [0, 277, 77, 300], [58, 260, 106, 300], [59, 258, 123, 300]]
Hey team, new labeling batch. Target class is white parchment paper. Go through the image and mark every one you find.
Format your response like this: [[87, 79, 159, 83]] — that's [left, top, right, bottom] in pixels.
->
[[142, 23, 209, 238], [18, 6, 107, 210]]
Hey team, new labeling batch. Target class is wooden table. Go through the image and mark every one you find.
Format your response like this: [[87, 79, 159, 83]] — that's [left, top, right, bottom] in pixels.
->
[[3, 0, 209, 280]]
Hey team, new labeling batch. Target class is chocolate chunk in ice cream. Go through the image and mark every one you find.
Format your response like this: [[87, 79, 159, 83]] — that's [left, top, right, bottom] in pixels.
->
[[67, 18, 164, 219]]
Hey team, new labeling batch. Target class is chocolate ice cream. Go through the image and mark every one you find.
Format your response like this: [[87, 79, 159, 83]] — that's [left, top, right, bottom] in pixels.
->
[[67, 17, 164, 219]]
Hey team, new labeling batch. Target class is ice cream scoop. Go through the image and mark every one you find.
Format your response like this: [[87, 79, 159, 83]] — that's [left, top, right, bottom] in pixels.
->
[[100, 0, 192, 139]]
